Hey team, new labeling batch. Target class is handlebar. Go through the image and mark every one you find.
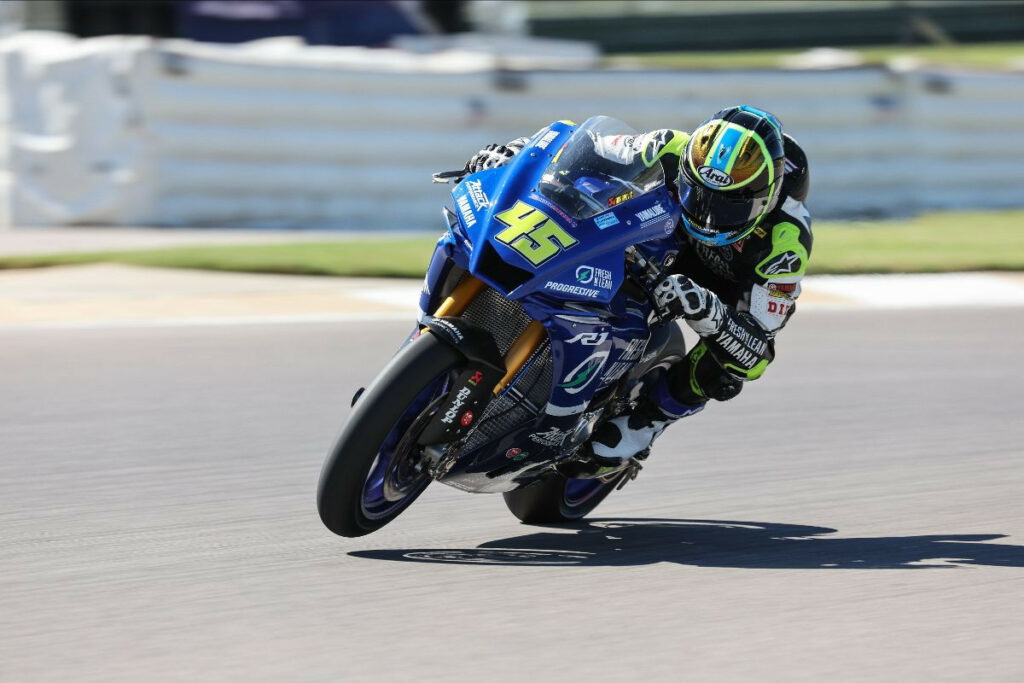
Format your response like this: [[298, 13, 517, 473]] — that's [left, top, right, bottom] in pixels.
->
[[625, 246, 671, 323]]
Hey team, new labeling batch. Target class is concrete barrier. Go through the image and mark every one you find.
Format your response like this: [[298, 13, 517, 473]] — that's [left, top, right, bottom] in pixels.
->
[[2, 32, 1023, 229]]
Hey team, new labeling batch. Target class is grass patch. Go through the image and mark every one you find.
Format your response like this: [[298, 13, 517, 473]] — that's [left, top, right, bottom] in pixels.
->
[[809, 210, 1024, 274], [606, 41, 1024, 70], [1, 210, 1022, 278], [0, 238, 440, 279]]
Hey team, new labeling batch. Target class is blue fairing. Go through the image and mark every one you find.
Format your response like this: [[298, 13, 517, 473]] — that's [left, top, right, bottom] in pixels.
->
[[422, 116, 684, 493]]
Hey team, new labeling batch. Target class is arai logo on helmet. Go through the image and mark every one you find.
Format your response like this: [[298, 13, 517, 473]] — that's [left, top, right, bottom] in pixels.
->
[[698, 166, 734, 187]]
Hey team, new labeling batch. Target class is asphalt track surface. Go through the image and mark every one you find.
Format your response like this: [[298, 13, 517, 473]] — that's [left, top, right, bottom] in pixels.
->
[[2, 308, 1023, 681]]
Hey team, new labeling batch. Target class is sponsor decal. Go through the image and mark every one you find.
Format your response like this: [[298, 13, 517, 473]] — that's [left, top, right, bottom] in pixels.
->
[[544, 281, 600, 298], [594, 212, 620, 229], [575, 265, 613, 290], [441, 386, 472, 424], [567, 332, 608, 346], [761, 251, 801, 276], [544, 402, 588, 417], [767, 286, 791, 302], [529, 427, 568, 447], [713, 318, 769, 370], [557, 352, 609, 395], [608, 191, 634, 207], [769, 282, 798, 293], [505, 447, 529, 461], [467, 370, 485, 386], [636, 204, 672, 232], [456, 195, 476, 228], [430, 318, 464, 342], [601, 362, 631, 384], [535, 129, 560, 150], [620, 338, 648, 362], [767, 300, 792, 316], [465, 180, 490, 211], [635, 205, 667, 222], [691, 241, 735, 280], [698, 165, 733, 187], [460, 411, 474, 427], [528, 193, 577, 227], [753, 226, 768, 239], [600, 338, 649, 384]]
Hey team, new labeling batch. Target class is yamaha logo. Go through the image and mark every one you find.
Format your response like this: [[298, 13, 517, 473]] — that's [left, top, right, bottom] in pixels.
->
[[698, 166, 733, 187]]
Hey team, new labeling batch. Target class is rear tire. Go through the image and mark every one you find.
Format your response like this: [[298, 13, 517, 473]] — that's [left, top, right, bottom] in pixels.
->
[[503, 327, 686, 526], [317, 333, 463, 537], [502, 471, 627, 524]]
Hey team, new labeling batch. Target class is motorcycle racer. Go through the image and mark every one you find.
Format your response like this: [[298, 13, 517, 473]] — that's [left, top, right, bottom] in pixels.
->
[[463, 106, 812, 463]]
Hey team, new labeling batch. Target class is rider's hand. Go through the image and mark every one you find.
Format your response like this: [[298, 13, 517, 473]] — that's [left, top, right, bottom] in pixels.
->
[[467, 143, 519, 173], [654, 274, 713, 320]]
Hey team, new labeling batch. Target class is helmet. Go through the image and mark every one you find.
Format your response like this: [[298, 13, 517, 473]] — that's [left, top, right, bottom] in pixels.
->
[[677, 105, 785, 247]]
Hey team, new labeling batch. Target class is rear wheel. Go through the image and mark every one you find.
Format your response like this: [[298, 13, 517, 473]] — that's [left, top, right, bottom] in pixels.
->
[[503, 331, 686, 525], [317, 333, 463, 537], [502, 470, 628, 524]]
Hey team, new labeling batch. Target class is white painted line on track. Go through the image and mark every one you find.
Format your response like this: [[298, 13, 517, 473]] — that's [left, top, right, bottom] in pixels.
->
[[2, 271, 1023, 331], [803, 272, 1024, 309]]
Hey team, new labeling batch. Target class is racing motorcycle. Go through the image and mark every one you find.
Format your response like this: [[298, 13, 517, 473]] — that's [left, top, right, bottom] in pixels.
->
[[317, 116, 689, 538]]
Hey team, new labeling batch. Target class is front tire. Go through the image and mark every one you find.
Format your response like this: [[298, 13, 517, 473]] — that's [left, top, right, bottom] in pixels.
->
[[317, 333, 463, 537]]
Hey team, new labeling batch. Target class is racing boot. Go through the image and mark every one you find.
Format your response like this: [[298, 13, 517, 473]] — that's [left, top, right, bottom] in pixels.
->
[[590, 377, 705, 464]]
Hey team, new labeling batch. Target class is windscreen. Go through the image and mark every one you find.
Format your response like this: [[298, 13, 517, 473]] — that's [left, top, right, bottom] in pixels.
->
[[537, 117, 666, 220]]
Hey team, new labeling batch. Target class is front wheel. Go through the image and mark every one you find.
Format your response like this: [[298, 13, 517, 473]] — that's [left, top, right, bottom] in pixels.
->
[[502, 471, 628, 524], [317, 333, 463, 537]]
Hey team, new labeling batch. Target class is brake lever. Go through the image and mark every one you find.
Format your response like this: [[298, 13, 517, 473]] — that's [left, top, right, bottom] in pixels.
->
[[431, 167, 469, 184]]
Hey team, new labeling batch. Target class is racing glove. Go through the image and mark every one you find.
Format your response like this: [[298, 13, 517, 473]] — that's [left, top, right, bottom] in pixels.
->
[[654, 274, 725, 335], [466, 138, 529, 173], [656, 274, 775, 381]]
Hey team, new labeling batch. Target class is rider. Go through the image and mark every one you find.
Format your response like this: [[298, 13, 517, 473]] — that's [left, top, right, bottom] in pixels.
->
[[463, 106, 812, 463]]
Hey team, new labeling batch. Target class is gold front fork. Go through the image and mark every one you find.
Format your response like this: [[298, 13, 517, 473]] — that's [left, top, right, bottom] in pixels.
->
[[493, 321, 545, 395], [432, 276, 486, 317], [430, 275, 547, 396]]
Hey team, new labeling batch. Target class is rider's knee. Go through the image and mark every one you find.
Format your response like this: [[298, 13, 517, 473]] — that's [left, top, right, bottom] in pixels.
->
[[666, 342, 744, 404]]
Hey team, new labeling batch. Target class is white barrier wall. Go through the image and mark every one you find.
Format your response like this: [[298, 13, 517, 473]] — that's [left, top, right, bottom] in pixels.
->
[[2, 33, 1024, 230]]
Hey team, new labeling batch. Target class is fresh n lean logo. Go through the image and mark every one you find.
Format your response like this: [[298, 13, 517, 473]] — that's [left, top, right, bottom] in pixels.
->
[[575, 265, 594, 284], [557, 352, 608, 395]]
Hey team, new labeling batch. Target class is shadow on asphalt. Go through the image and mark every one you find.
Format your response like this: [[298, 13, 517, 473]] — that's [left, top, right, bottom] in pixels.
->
[[350, 518, 1024, 568]]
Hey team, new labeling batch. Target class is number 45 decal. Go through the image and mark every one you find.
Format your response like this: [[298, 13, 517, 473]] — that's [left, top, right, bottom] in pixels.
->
[[494, 200, 578, 267]]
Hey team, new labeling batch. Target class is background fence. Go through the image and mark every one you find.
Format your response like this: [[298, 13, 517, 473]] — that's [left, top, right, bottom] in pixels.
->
[[2, 32, 1023, 230]]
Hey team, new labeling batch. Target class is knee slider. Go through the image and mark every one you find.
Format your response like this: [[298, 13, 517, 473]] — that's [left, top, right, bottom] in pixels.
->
[[665, 341, 744, 404], [691, 344, 743, 401]]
